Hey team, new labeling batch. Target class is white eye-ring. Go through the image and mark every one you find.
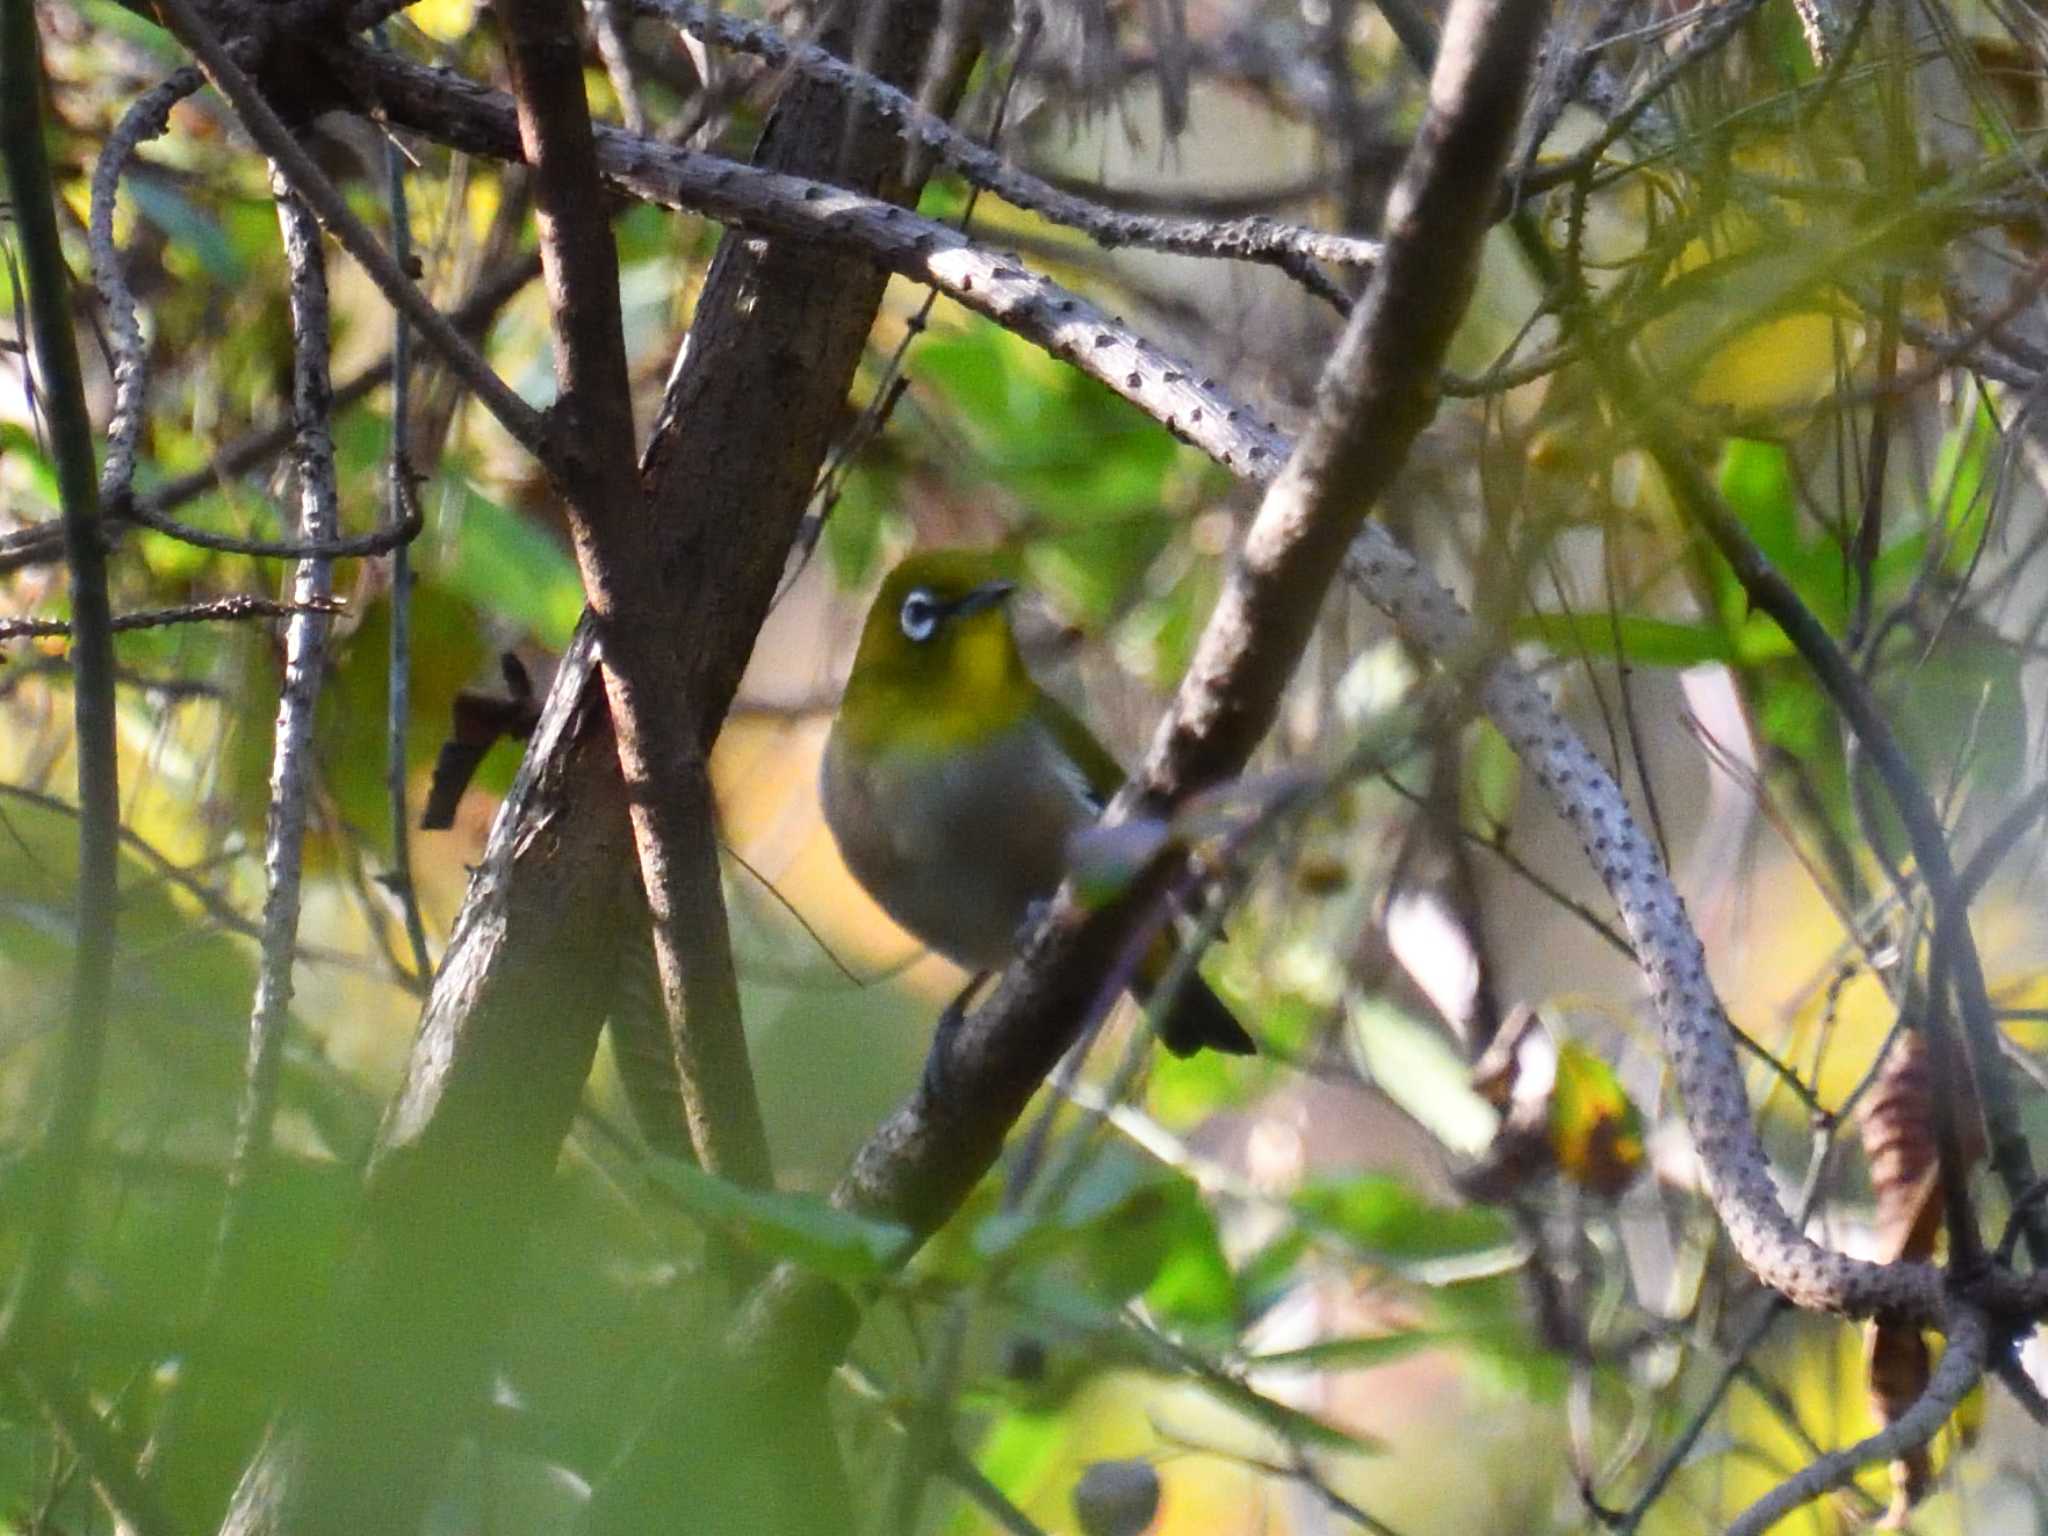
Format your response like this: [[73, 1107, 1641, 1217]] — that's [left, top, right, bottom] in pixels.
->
[[899, 588, 939, 642]]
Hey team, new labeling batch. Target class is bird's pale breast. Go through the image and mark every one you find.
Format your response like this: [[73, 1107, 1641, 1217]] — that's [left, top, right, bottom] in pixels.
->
[[820, 716, 1099, 970]]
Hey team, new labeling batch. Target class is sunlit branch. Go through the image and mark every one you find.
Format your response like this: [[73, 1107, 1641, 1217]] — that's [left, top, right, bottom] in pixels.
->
[[88, 68, 202, 510], [0, 594, 344, 642], [1725, 1306, 1990, 1536], [640, 0, 1378, 304]]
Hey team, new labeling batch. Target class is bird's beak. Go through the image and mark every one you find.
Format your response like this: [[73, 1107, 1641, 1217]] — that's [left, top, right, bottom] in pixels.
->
[[949, 580, 1016, 618]]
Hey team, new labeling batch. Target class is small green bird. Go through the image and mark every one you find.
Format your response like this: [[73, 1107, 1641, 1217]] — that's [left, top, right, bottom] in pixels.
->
[[821, 549, 1255, 1057]]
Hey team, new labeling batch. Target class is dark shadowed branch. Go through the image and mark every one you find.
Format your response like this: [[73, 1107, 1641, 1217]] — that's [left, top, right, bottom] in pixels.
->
[[728, 0, 1551, 1395], [497, 0, 772, 1187], [215, 0, 978, 1527], [0, 0, 123, 1363]]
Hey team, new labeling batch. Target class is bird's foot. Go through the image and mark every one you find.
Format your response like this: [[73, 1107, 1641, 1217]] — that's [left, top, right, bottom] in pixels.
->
[[920, 970, 992, 1102]]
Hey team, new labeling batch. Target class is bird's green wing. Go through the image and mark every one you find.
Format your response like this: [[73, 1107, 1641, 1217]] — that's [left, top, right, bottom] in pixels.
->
[[1034, 688, 1258, 1056], [1030, 689, 1127, 813]]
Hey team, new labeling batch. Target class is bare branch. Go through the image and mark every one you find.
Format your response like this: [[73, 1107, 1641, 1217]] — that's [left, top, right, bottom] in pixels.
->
[[496, 0, 772, 1185], [0, 256, 534, 578], [1725, 1306, 1991, 1536], [0, 594, 344, 641], [21, 1363, 178, 1536], [148, 0, 556, 464], [89, 68, 203, 508], [200, 175, 343, 1397], [381, 96, 432, 983], [337, 45, 1295, 478], [731, 0, 1550, 1390], [225, 1, 979, 1526], [353, 8, 2048, 1329], [640, 0, 1380, 294], [1141, 0, 1546, 802], [0, 781, 354, 963]]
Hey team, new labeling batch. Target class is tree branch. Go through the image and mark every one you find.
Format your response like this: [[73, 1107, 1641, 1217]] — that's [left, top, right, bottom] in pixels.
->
[[1725, 1306, 1990, 1536], [222, 1, 979, 1526], [353, 0, 2048, 1332], [0, 595, 345, 642], [639, 0, 1379, 297], [0, 256, 531, 577], [729, 0, 1551, 1393], [218, 645, 634, 1536], [88, 67, 203, 511], [148, 0, 556, 464], [187, 176, 343, 1438], [0, 0, 123, 1361], [497, 0, 772, 1187]]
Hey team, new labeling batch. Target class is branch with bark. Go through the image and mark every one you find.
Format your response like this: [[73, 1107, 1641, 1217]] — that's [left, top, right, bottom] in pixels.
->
[[208, 0, 979, 1527], [294, 0, 2047, 1356], [0, 0, 123, 1366], [496, 0, 772, 1188], [728, 0, 1553, 1393]]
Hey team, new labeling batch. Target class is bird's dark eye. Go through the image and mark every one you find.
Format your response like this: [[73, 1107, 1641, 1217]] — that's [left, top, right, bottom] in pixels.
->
[[899, 588, 939, 643]]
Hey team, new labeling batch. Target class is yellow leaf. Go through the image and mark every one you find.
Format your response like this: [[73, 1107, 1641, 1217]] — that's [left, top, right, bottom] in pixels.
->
[[1546, 1041, 1644, 1196]]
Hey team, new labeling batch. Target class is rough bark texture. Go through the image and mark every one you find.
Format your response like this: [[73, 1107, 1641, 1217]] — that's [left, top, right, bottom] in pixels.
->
[[219, 648, 630, 1536], [499, 0, 774, 1186], [726, 0, 1552, 1403], [214, 0, 971, 1529]]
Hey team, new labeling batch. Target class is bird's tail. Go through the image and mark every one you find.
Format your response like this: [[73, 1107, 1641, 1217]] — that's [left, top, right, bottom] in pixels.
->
[[1135, 941, 1256, 1057]]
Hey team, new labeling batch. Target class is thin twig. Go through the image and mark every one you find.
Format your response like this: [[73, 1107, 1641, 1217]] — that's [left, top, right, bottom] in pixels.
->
[[1606, 1297, 1786, 1532], [0, 595, 345, 642], [0, 0, 124, 1360], [381, 76, 433, 982], [589, 0, 649, 134], [20, 1363, 178, 1536], [0, 781, 354, 964], [0, 256, 535, 577], [641, 0, 1379, 298], [940, 1446, 1049, 1536], [1724, 1306, 1991, 1536], [89, 68, 204, 509], [149, 0, 556, 464], [205, 176, 342, 1384], [793, 10, 1042, 583]]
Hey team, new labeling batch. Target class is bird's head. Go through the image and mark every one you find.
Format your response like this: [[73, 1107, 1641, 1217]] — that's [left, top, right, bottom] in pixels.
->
[[839, 549, 1029, 752]]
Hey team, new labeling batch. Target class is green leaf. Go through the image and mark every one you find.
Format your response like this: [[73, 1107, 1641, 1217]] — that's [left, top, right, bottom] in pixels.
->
[[437, 483, 584, 647], [128, 176, 246, 285], [1461, 720, 1521, 836], [1294, 1171, 1513, 1264], [643, 1157, 912, 1283], [1932, 393, 1997, 578], [1512, 611, 1741, 668], [1246, 1331, 1439, 1373], [1344, 996, 1497, 1158], [1718, 440, 1800, 572]]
